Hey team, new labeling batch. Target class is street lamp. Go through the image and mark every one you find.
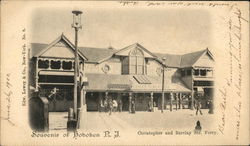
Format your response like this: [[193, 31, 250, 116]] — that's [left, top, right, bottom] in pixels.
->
[[72, 10, 82, 119], [161, 57, 166, 113]]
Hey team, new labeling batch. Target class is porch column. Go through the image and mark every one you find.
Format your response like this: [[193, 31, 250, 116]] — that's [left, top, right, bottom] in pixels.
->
[[176, 93, 178, 111], [191, 69, 194, 110], [150, 92, 154, 112], [179, 93, 183, 109], [170, 92, 173, 111], [129, 92, 132, 113], [98, 92, 102, 112], [117, 93, 122, 112]]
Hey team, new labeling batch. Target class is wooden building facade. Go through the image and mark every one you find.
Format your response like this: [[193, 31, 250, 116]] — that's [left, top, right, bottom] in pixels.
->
[[29, 34, 214, 112]]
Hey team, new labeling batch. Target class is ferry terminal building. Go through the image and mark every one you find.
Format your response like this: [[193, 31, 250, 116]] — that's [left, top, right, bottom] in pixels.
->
[[29, 34, 214, 112]]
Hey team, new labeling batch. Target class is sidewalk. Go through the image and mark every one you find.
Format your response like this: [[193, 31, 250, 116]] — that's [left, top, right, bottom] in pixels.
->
[[49, 109, 215, 132]]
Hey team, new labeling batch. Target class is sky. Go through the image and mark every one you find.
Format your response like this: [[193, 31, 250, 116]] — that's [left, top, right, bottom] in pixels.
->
[[31, 7, 211, 54]]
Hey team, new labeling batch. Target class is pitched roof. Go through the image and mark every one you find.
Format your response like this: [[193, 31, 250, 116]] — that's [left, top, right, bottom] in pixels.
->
[[154, 53, 182, 68], [31, 34, 87, 60], [115, 43, 157, 58], [180, 49, 207, 68], [78, 47, 117, 63], [30, 34, 213, 67], [155, 49, 213, 68]]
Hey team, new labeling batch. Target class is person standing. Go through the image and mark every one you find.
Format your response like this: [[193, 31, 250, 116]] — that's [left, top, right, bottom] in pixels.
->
[[112, 99, 118, 112], [148, 100, 152, 112], [108, 98, 113, 115], [196, 100, 203, 115], [118, 99, 123, 112], [104, 99, 108, 113], [188, 95, 192, 109], [131, 100, 135, 114]]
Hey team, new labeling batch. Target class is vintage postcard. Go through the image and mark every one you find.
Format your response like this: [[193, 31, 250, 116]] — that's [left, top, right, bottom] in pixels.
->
[[1, 1, 249, 145]]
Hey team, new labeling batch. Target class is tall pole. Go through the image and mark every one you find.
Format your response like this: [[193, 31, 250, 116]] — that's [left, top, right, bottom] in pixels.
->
[[72, 10, 83, 120], [73, 27, 79, 119], [161, 65, 165, 113], [161, 58, 166, 113]]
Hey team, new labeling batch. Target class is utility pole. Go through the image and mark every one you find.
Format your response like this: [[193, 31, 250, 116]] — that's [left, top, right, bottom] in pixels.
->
[[161, 57, 166, 113], [72, 10, 83, 119]]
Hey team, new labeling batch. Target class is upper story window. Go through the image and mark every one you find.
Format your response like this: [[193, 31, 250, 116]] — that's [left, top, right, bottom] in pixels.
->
[[122, 48, 145, 75]]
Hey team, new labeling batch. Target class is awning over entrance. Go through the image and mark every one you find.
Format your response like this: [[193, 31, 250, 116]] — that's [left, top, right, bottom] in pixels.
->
[[85, 74, 132, 91], [130, 75, 191, 92], [85, 73, 191, 93]]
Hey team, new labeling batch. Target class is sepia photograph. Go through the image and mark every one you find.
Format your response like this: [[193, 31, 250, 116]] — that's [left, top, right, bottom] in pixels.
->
[[1, 1, 249, 145], [29, 8, 215, 132]]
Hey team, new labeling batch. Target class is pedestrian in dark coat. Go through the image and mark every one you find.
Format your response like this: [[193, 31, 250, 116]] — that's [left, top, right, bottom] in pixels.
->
[[195, 120, 202, 131]]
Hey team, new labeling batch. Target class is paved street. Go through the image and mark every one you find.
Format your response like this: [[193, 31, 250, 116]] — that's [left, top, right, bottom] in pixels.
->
[[49, 109, 215, 132]]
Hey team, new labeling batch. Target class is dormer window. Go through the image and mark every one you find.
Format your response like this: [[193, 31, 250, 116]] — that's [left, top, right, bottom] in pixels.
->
[[122, 48, 146, 75]]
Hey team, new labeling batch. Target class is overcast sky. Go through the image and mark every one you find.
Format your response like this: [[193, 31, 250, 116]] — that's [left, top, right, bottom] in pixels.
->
[[31, 8, 211, 54]]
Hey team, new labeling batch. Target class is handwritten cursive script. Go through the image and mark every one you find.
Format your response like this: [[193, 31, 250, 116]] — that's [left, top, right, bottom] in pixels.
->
[[1, 73, 15, 126]]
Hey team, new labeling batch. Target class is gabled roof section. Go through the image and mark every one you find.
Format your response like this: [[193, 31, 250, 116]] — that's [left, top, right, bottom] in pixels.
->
[[155, 48, 214, 68], [180, 48, 214, 68], [115, 43, 157, 58], [32, 33, 87, 60]]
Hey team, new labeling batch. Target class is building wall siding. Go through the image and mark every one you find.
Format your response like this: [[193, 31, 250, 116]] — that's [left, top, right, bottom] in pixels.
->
[[84, 61, 122, 74], [146, 59, 162, 76], [194, 53, 214, 68], [181, 76, 192, 89]]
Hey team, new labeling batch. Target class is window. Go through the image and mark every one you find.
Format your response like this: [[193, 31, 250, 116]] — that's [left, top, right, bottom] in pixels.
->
[[200, 69, 206, 76], [38, 59, 49, 69], [129, 48, 145, 75], [62, 61, 72, 70], [194, 69, 199, 76], [122, 48, 146, 75], [51, 60, 61, 69]]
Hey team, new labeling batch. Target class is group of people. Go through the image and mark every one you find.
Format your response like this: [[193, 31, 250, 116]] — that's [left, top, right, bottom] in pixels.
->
[[101, 97, 122, 115]]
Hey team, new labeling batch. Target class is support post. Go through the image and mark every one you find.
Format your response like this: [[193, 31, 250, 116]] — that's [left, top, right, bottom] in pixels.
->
[[117, 93, 122, 112], [161, 66, 165, 113], [176, 93, 178, 111], [98, 92, 102, 112], [79, 81, 83, 108], [129, 92, 132, 113], [191, 68, 194, 110], [73, 28, 79, 119], [170, 92, 173, 111], [150, 92, 154, 112], [179, 93, 182, 109]]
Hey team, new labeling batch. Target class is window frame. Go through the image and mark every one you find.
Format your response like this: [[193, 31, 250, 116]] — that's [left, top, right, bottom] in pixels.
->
[[128, 48, 145, 75]]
